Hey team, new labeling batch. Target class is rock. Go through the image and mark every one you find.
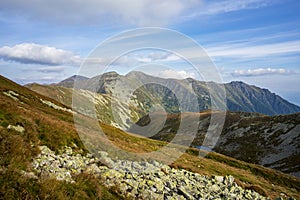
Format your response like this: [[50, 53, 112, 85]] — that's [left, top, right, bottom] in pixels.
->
[[161, 165, 170, 175], [166, 181, 176, 190], [39, 146, 53, 155], [154, 180, 164, 193], [86, 153, 93, 158], [7, 124, 25, 133], [178, 186, 193, 200], [98, 151, 108, 158], [146, 180, 155, 187], [21, 171, 38, 179], [31, 145, 269, 200], [85, 164, 102, 175], [64, 146, 73, 155], [213, 175, 224, 183], [210, 184, 220, 192], [224, 175, 235, 185]]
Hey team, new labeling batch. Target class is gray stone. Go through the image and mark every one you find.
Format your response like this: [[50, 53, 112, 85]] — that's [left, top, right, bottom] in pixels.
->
[[213, 175, 224, 183], [178, 187, 193, 200], [31, 145, 270, 200]]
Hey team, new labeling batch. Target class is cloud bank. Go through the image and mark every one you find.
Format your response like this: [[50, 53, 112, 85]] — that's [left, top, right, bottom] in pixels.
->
[[200, 0, 270, 15], [0, 43, 81, 65], [0, 0, 200, 26], [0, 0, 273, 26], [232, 68, 292, 77], [207, 40, 300, 58]]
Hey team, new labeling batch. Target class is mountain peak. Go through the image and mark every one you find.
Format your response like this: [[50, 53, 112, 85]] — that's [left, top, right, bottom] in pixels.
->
[[59, 75, 88, 83], [101, 71, 120, 77], [56, 75, 88, 88], [126, 71, 151, 78]]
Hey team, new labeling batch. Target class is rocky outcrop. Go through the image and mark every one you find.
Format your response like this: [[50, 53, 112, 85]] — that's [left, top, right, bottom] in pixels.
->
[[32, 146, 269, 200]]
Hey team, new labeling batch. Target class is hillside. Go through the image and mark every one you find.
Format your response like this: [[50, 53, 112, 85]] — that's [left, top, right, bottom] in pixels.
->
[[2, 75, 300, 199], [27, 82, 300, 178], [133, 111, 300, 178], [26, 83, 146, 129], [54, 71, 300, 116]]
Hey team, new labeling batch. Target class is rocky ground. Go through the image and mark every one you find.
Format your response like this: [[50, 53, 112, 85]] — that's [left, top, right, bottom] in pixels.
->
[[29, 145, 274, 200]]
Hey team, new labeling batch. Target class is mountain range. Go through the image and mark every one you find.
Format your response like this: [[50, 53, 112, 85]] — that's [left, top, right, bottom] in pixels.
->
[[55, 71, 300, 116], [2, 74, 300, 199], [26, 71, 300, 178]]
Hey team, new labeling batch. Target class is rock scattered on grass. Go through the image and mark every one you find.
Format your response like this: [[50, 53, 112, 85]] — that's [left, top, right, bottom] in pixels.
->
[[31, 145, 274, 199]]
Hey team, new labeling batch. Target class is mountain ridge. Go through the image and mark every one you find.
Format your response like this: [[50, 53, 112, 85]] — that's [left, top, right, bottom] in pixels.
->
[[54, 71, 300, 116]]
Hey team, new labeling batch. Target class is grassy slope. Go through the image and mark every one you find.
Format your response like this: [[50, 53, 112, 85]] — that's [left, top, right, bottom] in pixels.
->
[[3, 77, 299, 199], [0, 76, 121, 199]]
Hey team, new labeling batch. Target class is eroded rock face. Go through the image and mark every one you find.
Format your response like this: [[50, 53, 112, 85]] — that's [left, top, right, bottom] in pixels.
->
[[32, 146, 269, 199]]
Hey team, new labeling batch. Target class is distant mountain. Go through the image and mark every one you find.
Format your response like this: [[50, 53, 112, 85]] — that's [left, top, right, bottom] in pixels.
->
[[225, 81, 299, 115], [56, 71, 300, 116], [55, 75, 88, 88]]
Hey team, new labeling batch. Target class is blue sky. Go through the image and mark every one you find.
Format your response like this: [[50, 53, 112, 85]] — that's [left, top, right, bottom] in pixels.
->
[[0, 0, 299, 105]]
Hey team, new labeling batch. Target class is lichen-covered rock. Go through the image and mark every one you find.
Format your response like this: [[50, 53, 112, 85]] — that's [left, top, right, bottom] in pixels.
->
[[7, 124, 25, 133], [31, 145, 273, 200]]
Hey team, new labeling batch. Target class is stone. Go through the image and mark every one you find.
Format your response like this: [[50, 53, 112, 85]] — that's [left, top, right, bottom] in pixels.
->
[[166, 181, 176, 190], [64, 146, 73, 155], [85, 164, 101, 174], [39, 146, 53, 155], [161, 165, 170, 175], [21, 171, 38, 179], [154, 180, 164, 192], [99, 157, 114, 168], [31, 145, 270, 200], [213, 175, 224, 183], [178, 187, 193, 200], [7, 124, 25, 133], [224, 175, 235, 185], [210, 184, 220, 192]]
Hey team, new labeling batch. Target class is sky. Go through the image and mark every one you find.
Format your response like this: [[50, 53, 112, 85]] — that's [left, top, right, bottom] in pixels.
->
[[0, 0, 299, 105]]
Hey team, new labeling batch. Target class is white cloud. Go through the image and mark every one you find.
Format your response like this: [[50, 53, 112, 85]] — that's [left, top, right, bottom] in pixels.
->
[[232, 68, 292, 76], [201, 0, 270, 15], [0, 0, 200, 26], [84, 51, 176, 67], [185, 0, 271, 19], [158, 69, 195, 79], [0, 43, 81, 65], [207, 40, 300, 58], [0, 1, 273, 26], [36, 66, 67, 73], [16, 75, 62, 84], [20, 66, 69, 73], [137, 52, 172, 62]]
